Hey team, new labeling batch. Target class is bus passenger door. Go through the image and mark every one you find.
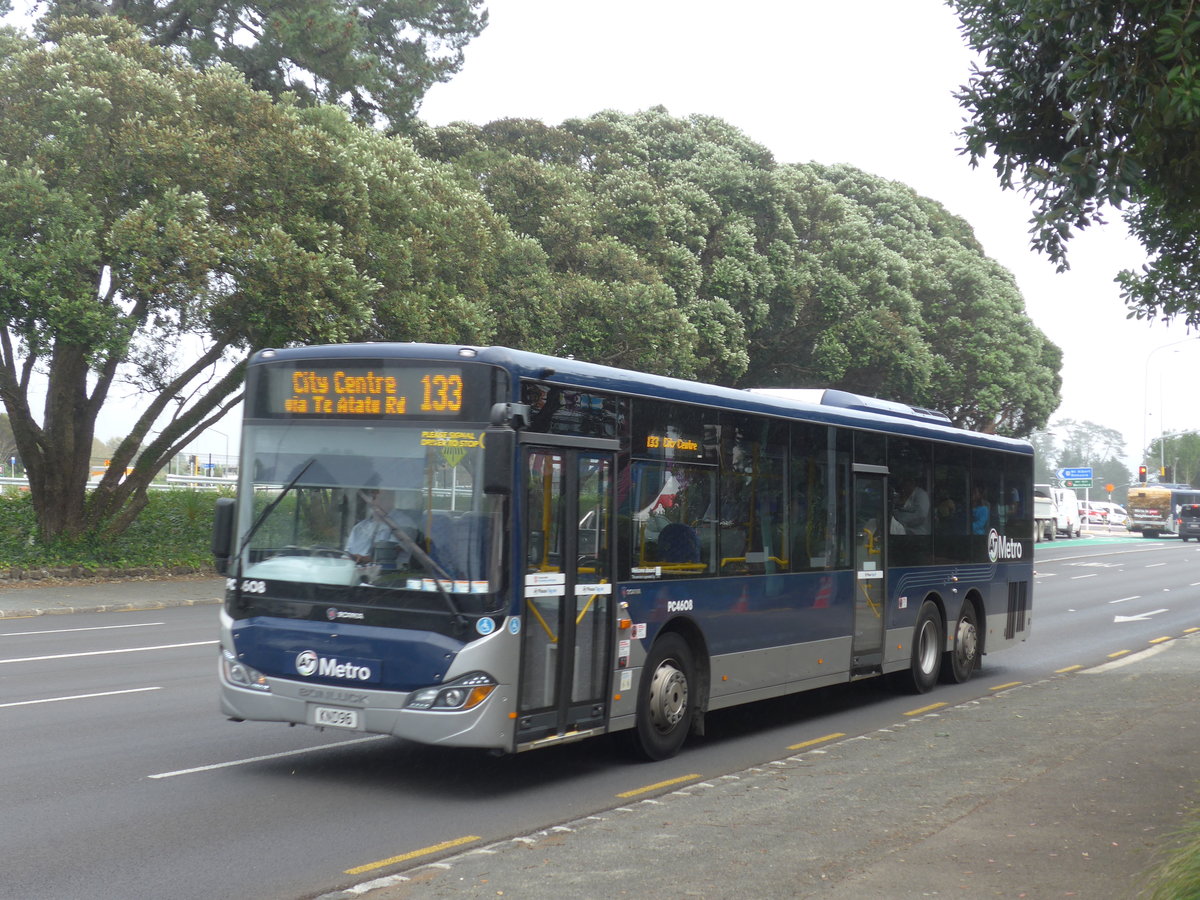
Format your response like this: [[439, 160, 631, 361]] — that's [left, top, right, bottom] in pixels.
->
[[852, 471, 886, 668], [517, 447, 615, 747]]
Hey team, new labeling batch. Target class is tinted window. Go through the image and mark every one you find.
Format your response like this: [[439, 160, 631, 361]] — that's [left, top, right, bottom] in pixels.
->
[[523, 382, 625, 438], [627, 460, 716, 578], [932, 445, 971, 563], [719, 414, 788, 574], [889, 438, 932, 567]]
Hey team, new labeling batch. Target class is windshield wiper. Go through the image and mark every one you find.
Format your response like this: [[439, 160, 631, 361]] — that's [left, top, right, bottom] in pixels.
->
[[230, 458, 316, 607]]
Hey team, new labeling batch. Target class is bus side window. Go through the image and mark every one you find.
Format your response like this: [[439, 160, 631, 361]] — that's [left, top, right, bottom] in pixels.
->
[[630, 460, 715, 576]]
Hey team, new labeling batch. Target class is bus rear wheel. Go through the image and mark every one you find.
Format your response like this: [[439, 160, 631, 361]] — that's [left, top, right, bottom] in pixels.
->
[[630, 633, 695, 760], [897, 601, 942, 694], [941, 602, 980, 684]]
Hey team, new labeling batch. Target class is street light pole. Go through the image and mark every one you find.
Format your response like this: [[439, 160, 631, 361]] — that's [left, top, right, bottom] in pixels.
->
[[210, 429, 229, 474], [1143, 337, 1200, 470]]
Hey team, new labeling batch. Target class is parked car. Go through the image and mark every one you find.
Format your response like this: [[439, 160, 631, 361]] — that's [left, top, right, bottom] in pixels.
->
[[1177, 504, 1200, 542], [1101, 503, 1129, 528], [1078, 501, 1108, 525]]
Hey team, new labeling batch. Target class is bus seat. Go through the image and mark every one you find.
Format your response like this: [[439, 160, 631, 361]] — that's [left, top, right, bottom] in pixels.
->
[[427, 512, 459, 579], [371, 541, 399, 569], [455, 513, 490, 581], [658, 523, 701, 563]]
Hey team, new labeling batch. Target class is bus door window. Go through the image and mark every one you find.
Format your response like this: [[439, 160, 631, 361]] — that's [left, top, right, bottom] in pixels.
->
[[518, 447, 614, 737], [852, 470, 886, 661], [572, 455, 612, 706]]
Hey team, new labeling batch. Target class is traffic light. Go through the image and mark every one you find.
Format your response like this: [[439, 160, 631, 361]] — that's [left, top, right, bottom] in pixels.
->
[[1164, 465, 1174, 482], [1138, 465, 1147, 483]]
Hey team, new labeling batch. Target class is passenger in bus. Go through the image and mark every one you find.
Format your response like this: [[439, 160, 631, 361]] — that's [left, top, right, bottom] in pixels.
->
[[971, 487, 991, 535], [345, 489, 421, 565], [892, 475, 931, 535]]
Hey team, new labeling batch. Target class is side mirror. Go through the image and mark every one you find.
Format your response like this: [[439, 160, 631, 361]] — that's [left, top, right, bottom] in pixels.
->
[[212, 497, 236, 575], [483, 428, 515, 495]]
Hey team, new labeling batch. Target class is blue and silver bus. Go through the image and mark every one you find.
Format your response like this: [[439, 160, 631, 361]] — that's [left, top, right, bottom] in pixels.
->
[[214, 343, 1033, 759]]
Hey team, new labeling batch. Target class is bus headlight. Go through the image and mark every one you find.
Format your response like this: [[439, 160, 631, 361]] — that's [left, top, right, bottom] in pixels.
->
[[221, 648, 271, 692], [405, 672, 496, 711]]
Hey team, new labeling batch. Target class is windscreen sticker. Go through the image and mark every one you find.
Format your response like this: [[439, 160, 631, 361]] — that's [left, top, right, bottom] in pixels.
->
[[575, 583, 612, 595], [525, 584, 565, 598]]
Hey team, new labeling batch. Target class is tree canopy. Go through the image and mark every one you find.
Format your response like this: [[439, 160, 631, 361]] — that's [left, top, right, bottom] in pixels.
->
[[418, 108, 1061, 433], [952, 0, 1200, 327], [39, 0, 487, 129], [0, 17, 513, 539]]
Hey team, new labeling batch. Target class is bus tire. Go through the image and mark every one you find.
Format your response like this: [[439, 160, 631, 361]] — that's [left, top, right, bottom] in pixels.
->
[[630, 633, 695, 760], [941, 601, 980, 684], [900, 601, 942, 694]]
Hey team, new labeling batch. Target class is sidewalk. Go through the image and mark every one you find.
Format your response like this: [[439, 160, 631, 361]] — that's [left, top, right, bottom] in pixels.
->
[[332, 637, 1200, 900], [0, 574, 225, 617]]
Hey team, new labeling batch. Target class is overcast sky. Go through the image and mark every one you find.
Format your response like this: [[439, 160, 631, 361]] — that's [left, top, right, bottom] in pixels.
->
[[10, 0, 1200, 468]]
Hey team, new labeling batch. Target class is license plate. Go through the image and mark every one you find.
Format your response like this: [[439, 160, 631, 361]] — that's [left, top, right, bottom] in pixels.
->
[[311, 706, 360, 730]]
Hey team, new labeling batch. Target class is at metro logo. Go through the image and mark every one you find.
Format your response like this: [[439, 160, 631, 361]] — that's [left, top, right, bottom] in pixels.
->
[[293, 650, 381, 683], [987, 528, 1023, 563]]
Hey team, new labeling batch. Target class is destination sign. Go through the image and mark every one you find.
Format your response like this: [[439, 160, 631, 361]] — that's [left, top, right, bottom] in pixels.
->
[[251, 360, 485, 420]]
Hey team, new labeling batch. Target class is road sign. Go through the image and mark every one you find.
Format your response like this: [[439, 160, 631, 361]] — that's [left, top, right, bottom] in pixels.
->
[[1057, 467, 1093, 481], [1064, 479, 1092, 488]]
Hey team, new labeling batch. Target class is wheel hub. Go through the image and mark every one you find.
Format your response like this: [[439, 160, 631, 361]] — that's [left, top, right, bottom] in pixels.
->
[[955, 618, 978, 666], [648, 659, 688, 732]]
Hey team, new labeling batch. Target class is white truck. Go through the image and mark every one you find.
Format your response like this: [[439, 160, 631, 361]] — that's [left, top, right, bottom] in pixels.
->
[[1034, 484, 1082, 539], [1034, 491, 1057, 542]]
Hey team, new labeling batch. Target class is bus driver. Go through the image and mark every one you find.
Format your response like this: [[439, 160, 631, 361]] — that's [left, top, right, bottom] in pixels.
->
[[345, 489, 421, 565]]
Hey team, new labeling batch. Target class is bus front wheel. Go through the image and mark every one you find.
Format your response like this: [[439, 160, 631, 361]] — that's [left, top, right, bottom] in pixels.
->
[[630, 633, 695, 760]]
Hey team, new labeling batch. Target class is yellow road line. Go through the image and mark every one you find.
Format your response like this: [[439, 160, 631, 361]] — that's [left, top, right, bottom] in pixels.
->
[[1055, 664, 1083, 674], [989, 681, 1023, 691], [904, 701, 948, 716], [1108, 649, 1131, 659], [1149, 636, 1173, 644], [616, 773, 702, 799], [787, 732, 846, 752], [345, 835, 481, 875]]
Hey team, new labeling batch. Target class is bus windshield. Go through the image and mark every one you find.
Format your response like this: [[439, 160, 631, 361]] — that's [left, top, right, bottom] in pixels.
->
[[234, 422, 502, 613]]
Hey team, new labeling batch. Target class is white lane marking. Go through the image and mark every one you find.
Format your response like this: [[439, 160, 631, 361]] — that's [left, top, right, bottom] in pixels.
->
[[1, 622, 164, 637], [1108, 596, 1141, 604], [148, 735, 389, 779], [1070, 573, 1098, 579], [1114, 608, 1169, 623], [0, 640, 217, 664], [0, 686, 162, 709]]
